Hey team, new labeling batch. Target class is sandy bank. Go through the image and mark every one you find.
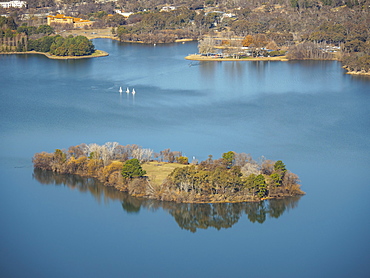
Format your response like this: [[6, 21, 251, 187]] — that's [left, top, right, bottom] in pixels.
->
[[346, 71, 370, 76], [185, 54, 289, 62], [343, 68, 370, 76]]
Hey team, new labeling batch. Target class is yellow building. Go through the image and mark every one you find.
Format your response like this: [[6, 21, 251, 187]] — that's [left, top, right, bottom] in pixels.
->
[[47, 14, 93, 28]]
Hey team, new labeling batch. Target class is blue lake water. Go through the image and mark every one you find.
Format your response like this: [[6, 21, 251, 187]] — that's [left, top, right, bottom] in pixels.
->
[[0, 39, 369, 277]]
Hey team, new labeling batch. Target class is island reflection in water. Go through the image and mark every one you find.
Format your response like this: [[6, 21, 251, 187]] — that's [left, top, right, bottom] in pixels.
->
[[33, 169, 302, 232]]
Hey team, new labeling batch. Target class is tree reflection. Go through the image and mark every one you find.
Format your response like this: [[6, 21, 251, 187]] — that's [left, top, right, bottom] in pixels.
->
[[33, 169, 302, 232]]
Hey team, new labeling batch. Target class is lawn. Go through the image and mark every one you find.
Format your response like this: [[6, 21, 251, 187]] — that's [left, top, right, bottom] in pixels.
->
[[142, 161, 187, 186]]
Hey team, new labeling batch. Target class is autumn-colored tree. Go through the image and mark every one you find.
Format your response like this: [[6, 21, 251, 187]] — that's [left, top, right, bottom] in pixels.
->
[[102, 161, 124, 182], [221, 40, 230, 46], [176, 156, 189, 165], [66, 156, 87, 174], [32, 152, 53, 170], [242, 35, 253, 47]]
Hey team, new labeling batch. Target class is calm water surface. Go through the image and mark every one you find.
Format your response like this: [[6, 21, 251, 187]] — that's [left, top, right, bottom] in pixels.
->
[[0, 39, 369, 277]]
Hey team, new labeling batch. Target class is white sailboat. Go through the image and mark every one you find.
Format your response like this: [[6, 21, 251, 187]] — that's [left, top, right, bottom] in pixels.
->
[[126, 87, 130, 94], [132, 88, 136, 95], [119, 86, 123, 93]]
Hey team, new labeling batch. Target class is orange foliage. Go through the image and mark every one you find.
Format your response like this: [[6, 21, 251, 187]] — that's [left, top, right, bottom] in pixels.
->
[[66, 156, 88, 174], [102, 161, 124, 181], [86, 159, 103, 177], [242, 35, 253, 47], [33, 152, 53, 170], [221, 40, 230, 46]]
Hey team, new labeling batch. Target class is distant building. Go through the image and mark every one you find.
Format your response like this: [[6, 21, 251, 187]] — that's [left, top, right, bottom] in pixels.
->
[[47, 14, 93, 28], [223, 13, 236, 18], [0, 1, 27, 9], [114, 10, 133, 18], [160, 6, 176, 12]]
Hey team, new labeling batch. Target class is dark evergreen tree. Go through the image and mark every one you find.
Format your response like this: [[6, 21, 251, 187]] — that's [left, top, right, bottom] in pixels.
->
[[121, 159, 146, 179]]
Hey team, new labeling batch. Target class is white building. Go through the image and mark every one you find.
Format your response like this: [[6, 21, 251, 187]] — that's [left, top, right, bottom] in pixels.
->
[[114, 10, 133, 18], [160, 6, 176, 12], [0, 1, 27, 9]]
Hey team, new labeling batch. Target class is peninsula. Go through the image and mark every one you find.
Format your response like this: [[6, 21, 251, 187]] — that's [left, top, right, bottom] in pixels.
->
[[1, 49, 108, 59], [33, 142, 305, 204], [185, 54, 289, 62], [0, 18, 106, 59]]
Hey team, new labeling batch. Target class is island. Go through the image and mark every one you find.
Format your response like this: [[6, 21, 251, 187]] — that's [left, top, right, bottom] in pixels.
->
[[33, 142, 305, 204]]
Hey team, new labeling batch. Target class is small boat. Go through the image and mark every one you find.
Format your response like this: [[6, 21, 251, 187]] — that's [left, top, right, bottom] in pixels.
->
[[119, 86, 123, 93], [132, 88, 136, 95], [126, 87, 129, 94]]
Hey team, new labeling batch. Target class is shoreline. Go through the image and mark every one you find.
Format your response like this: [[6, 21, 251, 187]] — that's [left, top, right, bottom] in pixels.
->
[[185, 54, 289, 62], [36, 167, 302, 204], [2, 29, 368, 75], [346, 72, 370, 76], [343, 67, 370, 76], [0, 49, 109, 60], [186, 54, 370, 76], [62, 28, 195, 44], [34, 164, 301, 204]]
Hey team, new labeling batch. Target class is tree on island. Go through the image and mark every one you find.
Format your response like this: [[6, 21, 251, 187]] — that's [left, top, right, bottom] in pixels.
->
[[222, 151, 235, 168], [121, 158, 147, 179]]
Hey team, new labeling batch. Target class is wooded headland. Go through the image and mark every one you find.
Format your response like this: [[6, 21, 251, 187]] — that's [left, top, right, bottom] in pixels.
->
[[1, 49, 108, 59]]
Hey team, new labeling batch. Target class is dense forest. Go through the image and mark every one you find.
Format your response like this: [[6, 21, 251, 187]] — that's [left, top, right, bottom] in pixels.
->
[[33, 142, 305, 203]]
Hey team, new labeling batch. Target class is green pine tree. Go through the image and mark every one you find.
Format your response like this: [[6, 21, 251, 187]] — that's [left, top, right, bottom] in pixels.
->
[[121, 159, 146, 179]]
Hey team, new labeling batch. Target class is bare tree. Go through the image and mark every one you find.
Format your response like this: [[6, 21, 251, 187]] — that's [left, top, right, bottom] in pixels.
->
[[198, 36, 215, 54]]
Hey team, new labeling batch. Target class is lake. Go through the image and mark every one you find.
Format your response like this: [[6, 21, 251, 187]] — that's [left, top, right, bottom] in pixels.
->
[[0, 39, 369, 277]]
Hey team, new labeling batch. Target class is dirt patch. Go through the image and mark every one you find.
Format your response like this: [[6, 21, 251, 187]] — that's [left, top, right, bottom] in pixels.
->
[[60, 28, 118, 40]]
